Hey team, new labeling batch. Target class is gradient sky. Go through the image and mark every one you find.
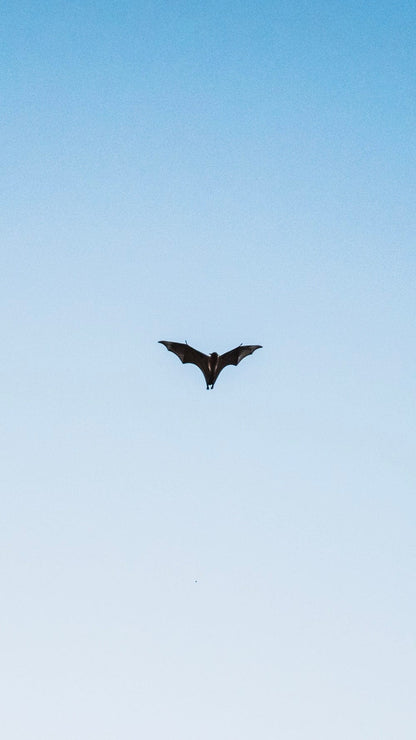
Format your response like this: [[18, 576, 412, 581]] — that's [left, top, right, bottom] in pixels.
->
[[2, 2, 416, 738]]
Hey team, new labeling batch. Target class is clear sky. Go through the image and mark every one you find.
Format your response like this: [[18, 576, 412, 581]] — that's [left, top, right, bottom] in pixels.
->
[[1, 2, 415, 738]]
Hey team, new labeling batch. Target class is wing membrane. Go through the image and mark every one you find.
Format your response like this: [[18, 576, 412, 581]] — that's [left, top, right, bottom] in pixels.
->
[[216, 344, 262, 378], [159, 341, 209, 382]]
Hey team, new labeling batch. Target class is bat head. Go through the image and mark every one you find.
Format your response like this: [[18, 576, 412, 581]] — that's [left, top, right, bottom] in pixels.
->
[[210, 352, 219, 359]]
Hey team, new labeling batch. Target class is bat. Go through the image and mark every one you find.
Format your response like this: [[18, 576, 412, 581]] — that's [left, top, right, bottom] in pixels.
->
[[159, 340, 262, 389]]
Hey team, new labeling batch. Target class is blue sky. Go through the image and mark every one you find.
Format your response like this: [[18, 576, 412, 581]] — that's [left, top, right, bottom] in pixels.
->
[[1, 2, 416, 738]]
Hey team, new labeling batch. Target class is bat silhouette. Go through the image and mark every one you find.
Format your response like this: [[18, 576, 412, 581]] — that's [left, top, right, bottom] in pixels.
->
[[159, 341, 262, 389]]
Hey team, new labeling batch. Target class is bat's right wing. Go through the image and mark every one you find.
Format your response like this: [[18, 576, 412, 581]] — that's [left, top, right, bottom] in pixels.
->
[[216, 344, 262, 378], [159, 341, 209, 378]]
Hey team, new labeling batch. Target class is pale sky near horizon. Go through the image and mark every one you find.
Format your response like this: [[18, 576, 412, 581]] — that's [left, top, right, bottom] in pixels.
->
[[1, 2, 416, 738]]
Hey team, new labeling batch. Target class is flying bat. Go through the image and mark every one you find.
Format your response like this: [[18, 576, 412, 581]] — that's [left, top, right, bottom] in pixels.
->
[[159, 340, 262, 389]]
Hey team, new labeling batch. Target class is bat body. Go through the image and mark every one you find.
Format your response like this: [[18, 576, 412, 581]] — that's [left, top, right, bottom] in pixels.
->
[[159, 341, 262, 389]]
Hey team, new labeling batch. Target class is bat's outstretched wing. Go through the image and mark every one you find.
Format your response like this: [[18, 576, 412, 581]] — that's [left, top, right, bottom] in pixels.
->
[[159, 341, 210, 383], [216, 344, 262, 380]]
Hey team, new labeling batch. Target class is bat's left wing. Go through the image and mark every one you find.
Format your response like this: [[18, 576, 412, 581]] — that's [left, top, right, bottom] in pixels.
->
[[215, 344, 262, 381], [159, 340, 210, 384], [159, 340, 205, 364]]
